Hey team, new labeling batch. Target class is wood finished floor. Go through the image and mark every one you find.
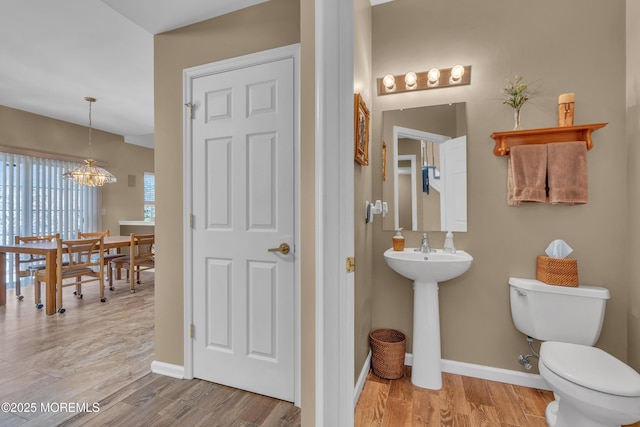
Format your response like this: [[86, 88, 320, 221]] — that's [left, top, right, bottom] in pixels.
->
[[0, 273, 300, 426], [355, 366, 640, 427], [355, 367, 552, 427]]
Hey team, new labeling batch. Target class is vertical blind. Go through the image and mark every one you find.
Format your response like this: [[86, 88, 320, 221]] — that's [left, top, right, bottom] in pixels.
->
[[1, 151, 101, 285], [143, 172, 155, 221]]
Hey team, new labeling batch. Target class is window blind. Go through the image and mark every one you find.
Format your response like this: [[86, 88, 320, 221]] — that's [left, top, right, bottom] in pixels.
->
[[143, 172, 155, 221], [1, 151, 101, 285]]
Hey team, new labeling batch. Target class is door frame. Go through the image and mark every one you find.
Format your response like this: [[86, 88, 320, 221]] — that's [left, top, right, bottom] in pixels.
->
[[182, 44, 301, 406], [315, 0, 355, 425]]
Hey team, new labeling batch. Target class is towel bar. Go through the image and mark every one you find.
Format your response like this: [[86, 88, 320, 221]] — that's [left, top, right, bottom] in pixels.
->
[[490, 123, 607, 156]]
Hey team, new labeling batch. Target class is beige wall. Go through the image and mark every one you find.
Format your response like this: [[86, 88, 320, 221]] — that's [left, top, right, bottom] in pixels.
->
[[354, 0, 374, 383], [627, 0, 640, 370], [0, 105, 153, 234], [153, 0, 318, 422], [300, 0, 316, 423], [368, 0, 628, 372]]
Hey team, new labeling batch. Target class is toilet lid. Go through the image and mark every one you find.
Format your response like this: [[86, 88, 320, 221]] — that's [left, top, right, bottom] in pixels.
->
[[541, 341, 640, 397]]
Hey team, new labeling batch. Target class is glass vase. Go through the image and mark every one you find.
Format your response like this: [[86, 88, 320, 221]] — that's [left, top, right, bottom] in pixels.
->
[[513, 107, 521, 130]]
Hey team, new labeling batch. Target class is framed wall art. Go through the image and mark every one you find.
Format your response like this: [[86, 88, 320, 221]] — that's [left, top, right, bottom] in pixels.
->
[[382, 140, 387, 181], [354, 93, 370, 166]]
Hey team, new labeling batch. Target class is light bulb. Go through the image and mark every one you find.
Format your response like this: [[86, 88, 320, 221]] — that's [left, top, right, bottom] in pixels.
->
[[427, 68, 440, 86], [450, 65, 465, 83], [405, 72, 417, 89], [382, 74, 396, 92]]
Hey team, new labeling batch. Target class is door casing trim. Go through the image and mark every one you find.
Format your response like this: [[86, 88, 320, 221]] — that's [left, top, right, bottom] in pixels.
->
[[314, 0, 355, 424]]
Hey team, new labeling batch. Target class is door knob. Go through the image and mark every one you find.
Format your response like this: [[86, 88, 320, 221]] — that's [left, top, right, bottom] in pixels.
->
[[267, 243, 290, 255]]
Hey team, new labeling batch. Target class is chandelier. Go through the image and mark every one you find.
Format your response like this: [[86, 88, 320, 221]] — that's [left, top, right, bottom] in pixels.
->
[[63, 97, 117, 187]]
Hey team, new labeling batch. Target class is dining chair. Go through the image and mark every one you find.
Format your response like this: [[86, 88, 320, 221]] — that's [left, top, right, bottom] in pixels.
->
[[109, 233, 154, 293], [14, 233, 60, 303], [35, 237, 105, 314], [78, 230, 125, 285]]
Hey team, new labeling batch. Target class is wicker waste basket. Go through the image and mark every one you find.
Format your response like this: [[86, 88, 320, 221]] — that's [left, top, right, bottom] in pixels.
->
[[369, 329, 406, 379]]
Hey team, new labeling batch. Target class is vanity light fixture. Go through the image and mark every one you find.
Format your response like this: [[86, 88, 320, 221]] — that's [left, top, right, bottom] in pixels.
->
[[377, 65, 471, 96]]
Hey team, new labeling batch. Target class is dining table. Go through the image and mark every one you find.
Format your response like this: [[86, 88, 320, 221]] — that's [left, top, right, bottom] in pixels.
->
[[0, 235, 134, 315]]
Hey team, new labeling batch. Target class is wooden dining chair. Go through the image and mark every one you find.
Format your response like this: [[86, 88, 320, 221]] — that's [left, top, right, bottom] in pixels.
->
[[109, 233, 154, 293], [35, 237, 105, 314], [14, 233, 60, 303], [78, 230, 125, 284]]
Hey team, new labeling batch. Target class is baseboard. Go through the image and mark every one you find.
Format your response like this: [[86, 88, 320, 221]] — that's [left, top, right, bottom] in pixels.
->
[[150, 360, 185, 379], [403, 353, 550, 390], [353, 351, 372, 407]]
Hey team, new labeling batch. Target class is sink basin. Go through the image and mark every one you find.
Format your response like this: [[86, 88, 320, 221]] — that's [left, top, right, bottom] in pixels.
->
[[383, 247, 473, 390], [384, 248, 473, 283]]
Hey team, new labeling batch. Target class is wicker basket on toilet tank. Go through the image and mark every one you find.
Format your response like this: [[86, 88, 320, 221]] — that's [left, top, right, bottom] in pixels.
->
[[536, 256, 578, 287]]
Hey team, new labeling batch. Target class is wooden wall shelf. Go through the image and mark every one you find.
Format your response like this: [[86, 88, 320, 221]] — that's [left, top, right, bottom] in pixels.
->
[[490, 123, 607, 156]]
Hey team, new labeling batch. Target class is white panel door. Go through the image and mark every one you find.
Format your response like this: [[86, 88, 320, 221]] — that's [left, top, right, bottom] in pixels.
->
[[191, 56, 295, 401], [442, 135, 467, 232]]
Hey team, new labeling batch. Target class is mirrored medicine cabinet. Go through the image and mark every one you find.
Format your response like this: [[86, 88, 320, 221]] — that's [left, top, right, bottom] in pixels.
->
[[381, 102, 468, 232]]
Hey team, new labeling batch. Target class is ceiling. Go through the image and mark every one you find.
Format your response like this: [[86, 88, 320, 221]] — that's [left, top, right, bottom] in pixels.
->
[[0, 0, 268, 148]]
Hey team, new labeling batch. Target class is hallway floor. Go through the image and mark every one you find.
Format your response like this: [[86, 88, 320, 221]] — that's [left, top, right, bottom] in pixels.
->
[[0, 274, 299, 426]]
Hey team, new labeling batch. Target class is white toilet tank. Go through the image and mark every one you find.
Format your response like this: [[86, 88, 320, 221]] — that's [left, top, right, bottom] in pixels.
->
[[509, 277, 610, 346]]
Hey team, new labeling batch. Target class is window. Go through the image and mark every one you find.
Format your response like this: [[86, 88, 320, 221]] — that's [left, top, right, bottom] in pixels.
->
[[1, 151, 100, 285], [144, 172, 155, 221]]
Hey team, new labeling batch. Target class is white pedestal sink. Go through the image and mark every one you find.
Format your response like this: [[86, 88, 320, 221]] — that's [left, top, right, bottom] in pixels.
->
[[383, 248, 473, 390]]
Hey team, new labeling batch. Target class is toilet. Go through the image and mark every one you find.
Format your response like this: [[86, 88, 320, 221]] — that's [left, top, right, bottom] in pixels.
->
[[509, 277, 640, 427]]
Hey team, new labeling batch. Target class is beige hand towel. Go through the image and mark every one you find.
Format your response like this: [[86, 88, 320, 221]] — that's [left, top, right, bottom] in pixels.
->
[[507, 144, 548, 206], [548, 141, 588, 205]]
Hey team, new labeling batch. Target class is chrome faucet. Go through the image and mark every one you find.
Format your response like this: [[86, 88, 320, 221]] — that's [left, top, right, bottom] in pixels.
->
[[418, 232, 431, 253]]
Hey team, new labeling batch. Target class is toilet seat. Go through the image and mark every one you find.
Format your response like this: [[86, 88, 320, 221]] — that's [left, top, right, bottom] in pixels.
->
[[541, 341, 640, 397]]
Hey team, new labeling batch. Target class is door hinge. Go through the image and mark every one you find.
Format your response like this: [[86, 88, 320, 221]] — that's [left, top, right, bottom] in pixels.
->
[[189, 213, 194, 229], [185, 103, 194, 119], [346, 256, 355, 272], [190, 323, 195, 339]]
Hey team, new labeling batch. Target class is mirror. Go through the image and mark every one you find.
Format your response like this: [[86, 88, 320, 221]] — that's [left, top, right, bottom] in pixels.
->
[[382, 103, 467, 232]]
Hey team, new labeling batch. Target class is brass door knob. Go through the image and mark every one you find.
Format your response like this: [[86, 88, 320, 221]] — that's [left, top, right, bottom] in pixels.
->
[[267, 243, 290, 255]]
